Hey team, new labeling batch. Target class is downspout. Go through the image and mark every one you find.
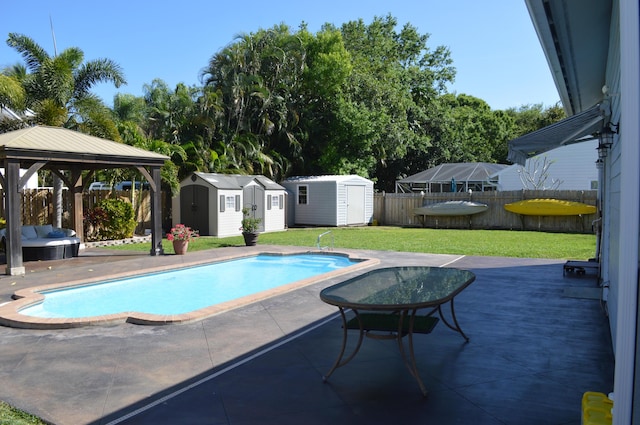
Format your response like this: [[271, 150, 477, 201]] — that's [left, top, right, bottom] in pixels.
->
[[594, 157, 604, 264]]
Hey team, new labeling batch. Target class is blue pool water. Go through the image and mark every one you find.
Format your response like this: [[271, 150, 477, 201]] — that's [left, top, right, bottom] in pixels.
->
[[21, 254, 358, 318]]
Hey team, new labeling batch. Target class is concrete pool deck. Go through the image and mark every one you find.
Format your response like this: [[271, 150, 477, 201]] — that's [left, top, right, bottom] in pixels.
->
[[0, 245, 613, 425]]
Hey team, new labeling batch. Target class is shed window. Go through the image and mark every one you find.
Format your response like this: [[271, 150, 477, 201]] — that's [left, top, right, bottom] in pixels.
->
[[270, 195, 279, 209], [298, 185, 308, 205], [225, 196, 236, 210]]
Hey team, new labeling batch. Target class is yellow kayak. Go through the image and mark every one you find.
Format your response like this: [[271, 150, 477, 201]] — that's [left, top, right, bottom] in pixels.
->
[[504, 199, 597, 216]]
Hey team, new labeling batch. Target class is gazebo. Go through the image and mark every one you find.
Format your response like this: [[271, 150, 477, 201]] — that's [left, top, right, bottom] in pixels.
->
[[0, 126, 169, 275]]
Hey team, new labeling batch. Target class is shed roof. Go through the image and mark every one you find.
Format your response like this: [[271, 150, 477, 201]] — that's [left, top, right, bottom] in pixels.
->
[[398, 163, 508, 184], [282, 175, 372, 184], [193, 172, 284, 190]]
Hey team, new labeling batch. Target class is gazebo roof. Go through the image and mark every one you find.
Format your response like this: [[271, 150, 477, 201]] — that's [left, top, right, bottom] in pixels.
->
[[0, 125, 168, 168]]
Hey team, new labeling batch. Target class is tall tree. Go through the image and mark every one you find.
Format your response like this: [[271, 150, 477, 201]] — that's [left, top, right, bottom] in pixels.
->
[[326, 15, 455, 186], [202, 25, 311, 179], [504, 103, 566, 138]]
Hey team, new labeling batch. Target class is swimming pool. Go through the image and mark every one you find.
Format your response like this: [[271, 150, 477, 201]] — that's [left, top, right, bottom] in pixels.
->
[[0, 252, 377, 328]]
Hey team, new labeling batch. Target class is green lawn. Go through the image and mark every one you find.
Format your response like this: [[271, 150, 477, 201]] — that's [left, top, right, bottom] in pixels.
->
[[0, 401, 46, 425], [110, 226, 596, 260]]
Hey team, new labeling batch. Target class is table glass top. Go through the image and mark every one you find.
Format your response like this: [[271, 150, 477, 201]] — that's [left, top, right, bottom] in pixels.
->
[[320, 266, 475, 309]]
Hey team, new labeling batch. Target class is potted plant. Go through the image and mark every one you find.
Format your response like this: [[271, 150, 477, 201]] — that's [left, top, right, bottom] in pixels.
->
[[166, 224, 199, 254], [240, 208, 261, 246]]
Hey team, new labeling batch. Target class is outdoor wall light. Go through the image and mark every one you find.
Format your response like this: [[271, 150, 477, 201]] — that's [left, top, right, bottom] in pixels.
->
[[597, 122, 618, 159]]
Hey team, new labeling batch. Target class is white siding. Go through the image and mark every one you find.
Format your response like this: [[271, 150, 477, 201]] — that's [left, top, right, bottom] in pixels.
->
[[604, 0, 623, 350], [216, 190, 242, 237], [297, 181, 338, 226], [611, 2, 639, 422], [264, 191, 286, 232], [494, 141, 598, 191], [336, 182, 347, 226], [282, 175, 374, 226]]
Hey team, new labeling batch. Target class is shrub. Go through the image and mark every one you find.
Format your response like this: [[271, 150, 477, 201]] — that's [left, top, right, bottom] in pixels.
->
[[83, 206, 109, 241], [96, 198, 137, 240]]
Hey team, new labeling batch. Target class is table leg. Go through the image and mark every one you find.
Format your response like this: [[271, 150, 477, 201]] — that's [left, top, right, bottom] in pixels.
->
[[396, 309, 429, 397], [437, 298, 469, 341], [323, 307, 365, 382]]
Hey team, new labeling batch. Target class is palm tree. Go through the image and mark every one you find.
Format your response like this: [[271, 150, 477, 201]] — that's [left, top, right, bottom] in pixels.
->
[[6, 33, 127, 226], [6, 33, 126, 132]]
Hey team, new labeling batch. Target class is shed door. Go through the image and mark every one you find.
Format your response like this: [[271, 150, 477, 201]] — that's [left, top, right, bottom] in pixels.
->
[[180, 185, 209, 236], [346, 185, 365, 224], [243, 185, 265, 232]]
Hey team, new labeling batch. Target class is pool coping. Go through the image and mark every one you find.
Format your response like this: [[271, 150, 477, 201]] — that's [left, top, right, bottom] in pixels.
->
[[0, 250, 379, 329]]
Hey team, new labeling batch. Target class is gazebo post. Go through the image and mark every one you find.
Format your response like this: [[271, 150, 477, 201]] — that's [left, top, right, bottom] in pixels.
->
[[4, 160, 25, 276], [150, 166, 164, 256], [68, 168, 84, 242]]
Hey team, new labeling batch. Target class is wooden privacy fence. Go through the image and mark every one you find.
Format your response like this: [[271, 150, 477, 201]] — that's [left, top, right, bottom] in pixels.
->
[[373, 190, 599, 233], [0, 189, 171, 235], [4, 189, 598, 236]]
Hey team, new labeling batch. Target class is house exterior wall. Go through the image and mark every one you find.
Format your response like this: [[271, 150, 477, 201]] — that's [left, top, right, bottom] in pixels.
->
[[494, 141, 599, 191], [610, 2, 640, 422], [604, 3, 622, 347]]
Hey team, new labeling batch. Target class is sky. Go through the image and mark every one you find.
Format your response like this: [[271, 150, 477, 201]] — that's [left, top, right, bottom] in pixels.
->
[[0, 0, 560, 111]]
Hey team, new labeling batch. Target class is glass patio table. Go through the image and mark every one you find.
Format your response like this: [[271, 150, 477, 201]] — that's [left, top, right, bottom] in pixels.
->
[[320, 266, 476, 396]]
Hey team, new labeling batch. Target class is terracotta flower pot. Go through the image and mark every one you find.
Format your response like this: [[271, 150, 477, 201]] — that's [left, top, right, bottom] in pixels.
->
[[172, 240, 189, 255]]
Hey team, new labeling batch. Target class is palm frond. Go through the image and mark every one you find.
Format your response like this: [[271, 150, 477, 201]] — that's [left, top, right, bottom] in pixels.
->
[[6, 33, 50, 72], [74, 59, 127, 98]]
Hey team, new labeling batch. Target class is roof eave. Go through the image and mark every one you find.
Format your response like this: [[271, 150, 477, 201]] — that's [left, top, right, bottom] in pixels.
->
[[0, 147, 167, 167], [524, 0, 612, 115]]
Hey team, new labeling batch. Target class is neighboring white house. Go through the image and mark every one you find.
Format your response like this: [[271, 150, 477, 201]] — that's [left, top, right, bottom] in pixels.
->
[[513, 1, 638, 422], [281, 175, 374, 227], [172, 172, 286, 237], [491, 140, 598, 191], [0, 168, 39, 190]]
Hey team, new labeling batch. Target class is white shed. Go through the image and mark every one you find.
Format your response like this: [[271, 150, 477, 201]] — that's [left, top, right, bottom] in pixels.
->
[[172, 172, 286, 237], [281, 175, 374, 227], [490, 140, 598, 191]]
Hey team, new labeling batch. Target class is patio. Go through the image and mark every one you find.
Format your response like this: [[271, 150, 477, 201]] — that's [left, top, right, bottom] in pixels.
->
[[0, 246, 613, 425]]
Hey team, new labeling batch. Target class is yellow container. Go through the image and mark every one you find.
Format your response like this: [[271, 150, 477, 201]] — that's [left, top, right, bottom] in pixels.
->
[[582, 392, 612, 425], [583, 408, 611, 425]]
